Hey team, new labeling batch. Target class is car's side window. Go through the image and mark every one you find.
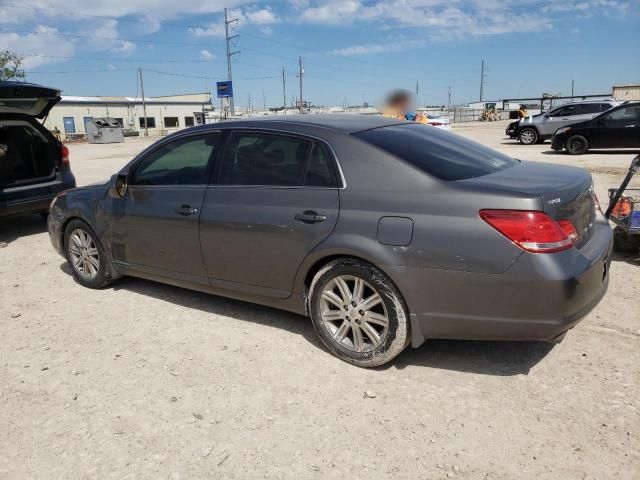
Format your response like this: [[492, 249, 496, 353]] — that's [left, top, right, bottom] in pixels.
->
[[131, 134, 218, 186], [603, 106, 640, 123], [581, 104, 602, 115], [219, 132, 312, 186], [304, 142, 338, 187], [555, 105, 580, 117]]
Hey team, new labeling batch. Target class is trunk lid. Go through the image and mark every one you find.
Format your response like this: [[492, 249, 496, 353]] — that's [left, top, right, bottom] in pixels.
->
[[460, 161, 597, 248], [0, 81, 61, 119]]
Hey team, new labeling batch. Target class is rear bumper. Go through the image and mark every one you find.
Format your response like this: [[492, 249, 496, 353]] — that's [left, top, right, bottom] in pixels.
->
[[388, 219, 613, 347], [0, 170, 76, 217]]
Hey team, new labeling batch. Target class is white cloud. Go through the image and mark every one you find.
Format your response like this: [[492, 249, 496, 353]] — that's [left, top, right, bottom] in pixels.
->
[[292, 0, 622, 36], [328, 39, 426, 56], [190, 23, 226, 37], [299, 0, 361, 24], [0, 25, 75, 68], [189, 5, 279, 37], [200, 49, 215, 60], [112, 40, 136, 53], [245, 8, 279, 25]]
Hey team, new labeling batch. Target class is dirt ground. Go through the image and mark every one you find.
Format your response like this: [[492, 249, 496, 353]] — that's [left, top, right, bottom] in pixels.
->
[[1, 121, 638, 480]]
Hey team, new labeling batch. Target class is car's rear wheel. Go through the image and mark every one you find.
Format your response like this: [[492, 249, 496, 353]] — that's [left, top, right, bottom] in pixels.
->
[[613, 227, 640, 253], [519, 127, 538, 145], [565, 135, 589, 155], [308, 258, 409, 367], [64, 219, 113, 289]]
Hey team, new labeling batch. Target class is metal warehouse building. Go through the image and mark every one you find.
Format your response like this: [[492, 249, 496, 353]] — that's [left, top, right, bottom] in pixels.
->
[[43, 92, 213, 138]]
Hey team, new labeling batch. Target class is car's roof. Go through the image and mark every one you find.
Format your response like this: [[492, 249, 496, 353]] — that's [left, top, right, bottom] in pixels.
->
[[0, 80, 60, 92], [557, 99, 617, 106], [204, 114, 407, 134]]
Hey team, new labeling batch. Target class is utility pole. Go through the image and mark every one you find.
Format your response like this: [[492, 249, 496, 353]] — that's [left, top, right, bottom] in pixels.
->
[[479, 60, 487, 102], [297, 56, 304, 113], [224, 8, 239, 117], [571, 80, 575, 98], [416, 80, 419, 97], [282, 68, 286, 110], [262, 89, 266, 110], [247, 93, 251, 112], [138, 67, 148, 137], [448, 85, 452, 112]]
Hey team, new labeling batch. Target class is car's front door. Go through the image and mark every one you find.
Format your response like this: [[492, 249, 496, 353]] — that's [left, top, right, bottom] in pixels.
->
[[540, 104, 585, 136], [592, 105, 640, 148], [199, 130, 341, 298], [108, 132, 219, 284]]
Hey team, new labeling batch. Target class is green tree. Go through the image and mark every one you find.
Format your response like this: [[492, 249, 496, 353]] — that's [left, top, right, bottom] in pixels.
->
[[0, 51, 26, 81]]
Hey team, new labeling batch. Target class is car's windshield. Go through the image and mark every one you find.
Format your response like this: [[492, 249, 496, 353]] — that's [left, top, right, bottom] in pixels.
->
[[354, 123, 518, 181]]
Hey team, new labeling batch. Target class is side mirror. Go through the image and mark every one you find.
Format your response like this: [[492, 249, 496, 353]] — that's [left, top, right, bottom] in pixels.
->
[[631, 154, 640, 174], [108, 173, 128, 198], [115, 174, 128, 197]]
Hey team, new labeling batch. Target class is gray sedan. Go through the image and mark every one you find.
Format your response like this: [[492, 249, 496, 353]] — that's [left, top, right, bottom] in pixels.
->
[[48, 115, 612, 367]]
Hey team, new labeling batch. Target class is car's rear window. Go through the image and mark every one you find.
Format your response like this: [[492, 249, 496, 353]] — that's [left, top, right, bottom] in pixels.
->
[[354, 123, 518, 181]]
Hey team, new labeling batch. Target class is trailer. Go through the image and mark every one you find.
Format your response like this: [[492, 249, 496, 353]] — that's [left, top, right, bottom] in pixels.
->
[[605, 155, 640, 252]]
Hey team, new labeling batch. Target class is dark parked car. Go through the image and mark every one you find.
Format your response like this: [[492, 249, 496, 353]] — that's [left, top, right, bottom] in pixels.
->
[[48, 115, 612, 367], [0, 81, 76, 218], [552, 102, 640, 154]]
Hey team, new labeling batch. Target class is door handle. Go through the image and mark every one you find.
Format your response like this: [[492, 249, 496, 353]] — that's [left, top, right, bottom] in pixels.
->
[[624, 125, 636, 128], [175, 204, 198, 216], [295, 210, 327, 224]]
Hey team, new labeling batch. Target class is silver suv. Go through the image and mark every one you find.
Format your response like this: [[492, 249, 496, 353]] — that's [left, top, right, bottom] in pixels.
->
[[518, 100, 619, 145]]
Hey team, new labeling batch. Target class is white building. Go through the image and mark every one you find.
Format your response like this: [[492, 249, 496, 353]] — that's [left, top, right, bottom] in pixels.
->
[[43, 92, 214, 137]]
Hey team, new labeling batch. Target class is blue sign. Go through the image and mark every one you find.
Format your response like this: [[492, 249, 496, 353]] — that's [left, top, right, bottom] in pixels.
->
[[216, 81, 233, 98]]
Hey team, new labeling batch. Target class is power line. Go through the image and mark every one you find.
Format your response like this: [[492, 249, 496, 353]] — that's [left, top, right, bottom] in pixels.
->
[[0, 3, 481, 80], [20, 54, 215, 64], [25, 67, 134, 74], [0, 27, 226, 49]]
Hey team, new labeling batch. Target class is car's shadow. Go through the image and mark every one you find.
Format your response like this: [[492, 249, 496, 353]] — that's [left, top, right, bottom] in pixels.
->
[[611, 250, 640, 266], [0, 214, 48, 245], [59, 262, 555, 376], [392, 339, 554, 375], [541, 149, 640, 155]]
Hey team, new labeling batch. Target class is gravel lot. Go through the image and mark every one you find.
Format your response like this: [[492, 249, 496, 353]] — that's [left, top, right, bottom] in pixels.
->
[[1, 121, 639, 479]]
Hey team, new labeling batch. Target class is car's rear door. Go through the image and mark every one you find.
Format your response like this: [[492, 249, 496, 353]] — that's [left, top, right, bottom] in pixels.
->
[[592, 105, 640, 148], [108, 131, 219, 285], [199, 130, 340, 298]]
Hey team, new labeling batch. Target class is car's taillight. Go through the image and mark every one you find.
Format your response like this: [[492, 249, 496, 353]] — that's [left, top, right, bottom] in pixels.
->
[[479, 209, 577, 253], [60, 145, 70, 169], [429, 122, 442, 126]]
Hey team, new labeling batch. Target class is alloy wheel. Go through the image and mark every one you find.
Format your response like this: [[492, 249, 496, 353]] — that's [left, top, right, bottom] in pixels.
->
[[68, 228, 100, 279], [320, 275, 389, 353], [520, 129, 536, 144]]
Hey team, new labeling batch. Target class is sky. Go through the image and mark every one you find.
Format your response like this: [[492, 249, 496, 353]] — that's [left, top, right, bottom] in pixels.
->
[[0, 0, 639, 108]]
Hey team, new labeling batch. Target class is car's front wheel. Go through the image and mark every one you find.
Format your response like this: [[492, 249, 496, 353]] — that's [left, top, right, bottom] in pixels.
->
[[565, 135, 589, 155], [308, 258, 409, 367], [64, 219, 113, 289], [518, 127, 538, 145]]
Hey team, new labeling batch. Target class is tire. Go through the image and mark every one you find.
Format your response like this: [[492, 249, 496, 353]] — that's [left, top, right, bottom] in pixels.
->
[[64, 219, 113, 289], [518, 127, 538, 145], [613, 227, 640, 253], [308, 258, 409, 367], [565, 135, 589, 155]]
